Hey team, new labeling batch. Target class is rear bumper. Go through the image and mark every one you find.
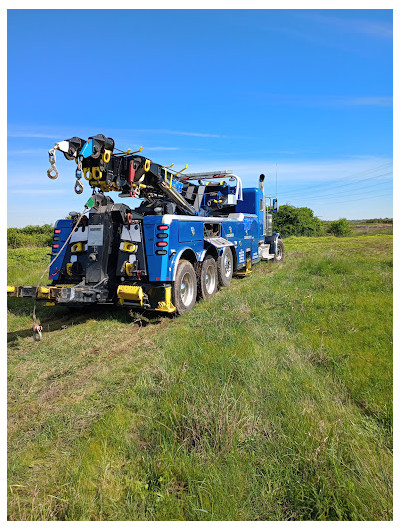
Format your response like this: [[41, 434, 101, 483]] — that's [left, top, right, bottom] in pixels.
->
[[7, 285, 71, 300], [7, 283, 176, 313]]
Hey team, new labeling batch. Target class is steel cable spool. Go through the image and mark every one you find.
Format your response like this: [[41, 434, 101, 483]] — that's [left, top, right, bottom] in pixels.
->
[[91, 144, 101, 159]]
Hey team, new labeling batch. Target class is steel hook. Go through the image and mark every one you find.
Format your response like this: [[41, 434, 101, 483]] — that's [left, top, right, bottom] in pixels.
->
[[33, 323, 43, 341], [75, 179, 84, 194], [47, 165, 59, 179]]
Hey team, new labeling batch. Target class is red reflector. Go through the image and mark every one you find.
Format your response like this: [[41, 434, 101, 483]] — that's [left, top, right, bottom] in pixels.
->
[[54, 229, 61, 234], [157, 225, 169, 230], [52, 244, 59, 248], [156, 241, 168, 247], [156, 277, 160, 280]]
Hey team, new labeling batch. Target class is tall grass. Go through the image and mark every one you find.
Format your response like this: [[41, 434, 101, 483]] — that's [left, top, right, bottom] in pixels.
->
[[7, 235, 392, 520]]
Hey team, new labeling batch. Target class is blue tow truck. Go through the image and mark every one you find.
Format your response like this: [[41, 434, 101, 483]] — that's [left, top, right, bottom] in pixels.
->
[[8, 134, 284, 318]]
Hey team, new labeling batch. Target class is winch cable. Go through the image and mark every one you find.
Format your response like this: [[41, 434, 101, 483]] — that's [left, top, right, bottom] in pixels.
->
[[32, 207, 89, 341]]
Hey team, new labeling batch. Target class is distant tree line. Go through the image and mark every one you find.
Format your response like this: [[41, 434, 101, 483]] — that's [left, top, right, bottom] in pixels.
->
[[7, 208, 391, 249], [364, 218, 393, 224]]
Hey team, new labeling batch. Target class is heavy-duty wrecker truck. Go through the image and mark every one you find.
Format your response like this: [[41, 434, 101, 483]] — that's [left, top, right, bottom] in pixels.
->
[[7, 134, 284, 338]]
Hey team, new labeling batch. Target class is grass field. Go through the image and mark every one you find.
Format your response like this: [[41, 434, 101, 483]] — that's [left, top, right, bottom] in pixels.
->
[[7, 234, 393, 520], [350, 222, 393, 236]]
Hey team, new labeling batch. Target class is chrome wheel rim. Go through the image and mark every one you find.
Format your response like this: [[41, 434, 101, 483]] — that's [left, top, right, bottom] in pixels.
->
[[180, 272, 194, 306], [205, 264, 216, 294], [224, 254, 232, 277], [276, 245, 282, 260]]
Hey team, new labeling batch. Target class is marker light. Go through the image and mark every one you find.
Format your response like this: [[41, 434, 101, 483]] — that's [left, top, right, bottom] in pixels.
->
[[156, 241, 168, 247], [157, 225, 169, 230]]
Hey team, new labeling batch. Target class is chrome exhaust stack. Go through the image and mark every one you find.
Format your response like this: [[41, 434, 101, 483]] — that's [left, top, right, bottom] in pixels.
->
[[259, 174, 267, 236]]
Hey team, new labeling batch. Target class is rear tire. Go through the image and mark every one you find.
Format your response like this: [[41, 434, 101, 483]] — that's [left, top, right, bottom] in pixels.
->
[[172, 260, 197, 315], [273, 239, 285, 262], [217, 247, 234, 287], [199, 257, 218, 299]]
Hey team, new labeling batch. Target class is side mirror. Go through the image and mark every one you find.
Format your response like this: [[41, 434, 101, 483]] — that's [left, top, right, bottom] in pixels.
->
[[272, 198, 278, 213]]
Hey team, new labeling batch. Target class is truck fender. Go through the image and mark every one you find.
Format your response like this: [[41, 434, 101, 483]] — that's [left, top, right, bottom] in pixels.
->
[[203, 241, 235, 265], [270, 232, 280, 254], [265, 232, 280, 254], [170, 246, 199, 281]]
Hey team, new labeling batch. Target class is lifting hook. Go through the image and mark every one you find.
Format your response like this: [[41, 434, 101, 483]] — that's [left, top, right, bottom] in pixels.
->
[[75, 178, 84, 194], [33, 322, 43, 342], [47, 148, 59, 179]]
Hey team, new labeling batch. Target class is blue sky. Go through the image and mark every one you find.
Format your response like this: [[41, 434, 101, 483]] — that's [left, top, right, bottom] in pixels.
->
[[7, 9, 393, 226]]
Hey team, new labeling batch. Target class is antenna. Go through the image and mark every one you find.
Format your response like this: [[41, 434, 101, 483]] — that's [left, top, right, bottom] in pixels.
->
[[275, 163, 278, 197]]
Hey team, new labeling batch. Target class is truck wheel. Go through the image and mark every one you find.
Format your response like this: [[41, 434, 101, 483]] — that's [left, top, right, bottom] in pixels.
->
[[172, 260, 197, 315], [217, 247, 233, 287], [273, 239, 285, 262], [199, 256, 218, 299]]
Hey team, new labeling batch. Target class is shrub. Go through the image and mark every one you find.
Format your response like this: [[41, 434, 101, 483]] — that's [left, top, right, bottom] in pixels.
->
[[7, 225, 54, 248], [326, 218, 352, 237], [272, 204, 324, 238], [17, 224, 54, 235]]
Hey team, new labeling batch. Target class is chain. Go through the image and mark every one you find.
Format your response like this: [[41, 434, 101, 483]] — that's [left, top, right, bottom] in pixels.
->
[[47, 147, 59, 179], [75, 156, 84, 194]]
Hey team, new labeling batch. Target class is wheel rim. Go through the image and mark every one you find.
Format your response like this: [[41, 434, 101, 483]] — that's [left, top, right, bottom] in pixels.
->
[[180, 272, 195, 306], [205, 264, 216, 294], [224, 254, 232, 277], [276, 245, 282, 260]]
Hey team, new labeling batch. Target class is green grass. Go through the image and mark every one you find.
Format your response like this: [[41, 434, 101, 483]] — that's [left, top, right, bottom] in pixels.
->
[[7, 235, 392, 520]]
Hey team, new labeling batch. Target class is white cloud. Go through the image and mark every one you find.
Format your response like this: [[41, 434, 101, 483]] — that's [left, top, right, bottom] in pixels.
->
[[135, 129, 226, 138], [8, 189, 66, 195], [292, 12, 392, 40], [334, 96, 392, 107], [182, 156, 393, 186], [246, 92, 392, 108], [314, 14, 392, 39], [8, 126, 228, 140], [7, 131, 62, 139], [8, 149, 48, 155], [6, 155, 393, 225], [144, 146, 180, 151]]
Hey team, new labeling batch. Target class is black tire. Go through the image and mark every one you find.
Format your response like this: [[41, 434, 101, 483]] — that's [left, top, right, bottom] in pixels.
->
[[273, 239, 285, 262], [172, 260, 197, 315], [217, 247, 234, 287], [199, 256, 218, 299]]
